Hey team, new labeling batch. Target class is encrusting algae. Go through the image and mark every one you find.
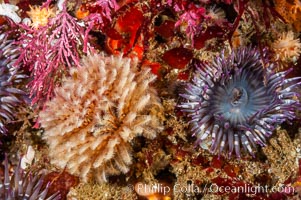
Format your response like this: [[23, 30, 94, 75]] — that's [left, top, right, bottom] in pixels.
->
[[274, 0, 301, 31], [67, 182, 138, 200]]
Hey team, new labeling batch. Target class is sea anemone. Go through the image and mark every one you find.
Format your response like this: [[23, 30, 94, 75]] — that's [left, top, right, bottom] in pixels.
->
[[0, 33, 27, 135], [206, 5, 225, 20], [271, 31, 301, 63], [0, 155, 60, 199], [39, 54, 163, 183], [178, 47, 301, 158], [0, 3, 21, 23], [26, 5, 56, 28]]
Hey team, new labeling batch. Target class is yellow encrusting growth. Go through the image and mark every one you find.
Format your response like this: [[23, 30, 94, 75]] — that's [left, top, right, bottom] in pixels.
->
[[27, 5, 56, 28], [271, 31, 301, 63], [274, 0, 301, 31], [39, 54, 163, 183]]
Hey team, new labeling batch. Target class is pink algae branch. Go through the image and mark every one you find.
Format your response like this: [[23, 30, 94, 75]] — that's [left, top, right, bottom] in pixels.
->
[[15, 4, 86, 107], [82, 0, 119, 52], [175, 4, 206, 46]]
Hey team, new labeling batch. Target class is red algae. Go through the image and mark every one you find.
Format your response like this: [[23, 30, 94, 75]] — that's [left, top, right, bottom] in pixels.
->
[[162, 47, 193, 69]]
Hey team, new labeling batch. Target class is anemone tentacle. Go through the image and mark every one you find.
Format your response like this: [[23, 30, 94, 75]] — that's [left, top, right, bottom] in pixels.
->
[[0, 33, 27, 134], [0, 155, 60, 199]]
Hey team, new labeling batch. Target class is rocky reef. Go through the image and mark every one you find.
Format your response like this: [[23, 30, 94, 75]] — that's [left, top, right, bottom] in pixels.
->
[[0, 0, 301, 199]]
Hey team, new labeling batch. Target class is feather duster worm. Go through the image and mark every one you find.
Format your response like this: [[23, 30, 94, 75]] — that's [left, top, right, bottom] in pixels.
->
[[0, 155, 60, 199], [0, 33, 27, 134], [39, 54, 163, 183], [178, 47, 301, 158]]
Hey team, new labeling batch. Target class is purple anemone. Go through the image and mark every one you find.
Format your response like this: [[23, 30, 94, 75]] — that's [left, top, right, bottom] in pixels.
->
[[0, 155, 60, 200], [178, 47, 301, 158], [0, 33, 27, 134]]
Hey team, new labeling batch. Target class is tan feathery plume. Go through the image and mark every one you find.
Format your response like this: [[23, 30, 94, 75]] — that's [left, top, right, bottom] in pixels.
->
[[27, 5, 56, 28], [39, 53, 163, 183], [271, 31, 301, 63]]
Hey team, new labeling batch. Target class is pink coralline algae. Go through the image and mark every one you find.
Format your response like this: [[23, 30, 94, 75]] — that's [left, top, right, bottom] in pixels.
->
[[16, 4, 86, 107], [175, 5, 206, 46]]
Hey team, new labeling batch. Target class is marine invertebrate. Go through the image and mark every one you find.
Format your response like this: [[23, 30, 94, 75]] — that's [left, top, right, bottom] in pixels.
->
[[178, 47, 301, 158], [0, 3, 21, 23], [39, 54, 163, 183], [206, 5, 225, 21], [26, 5, 56, 28], [0, 33, 27, 134], [271, 31, 301, 63], [0, 155, 60, 199]]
